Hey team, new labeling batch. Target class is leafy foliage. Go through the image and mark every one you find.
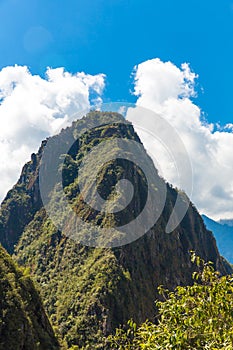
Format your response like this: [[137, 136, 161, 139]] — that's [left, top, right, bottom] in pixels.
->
[[0, 244, 59, 350], [109, 253, 233, 349], [14, 208, 136, 349]]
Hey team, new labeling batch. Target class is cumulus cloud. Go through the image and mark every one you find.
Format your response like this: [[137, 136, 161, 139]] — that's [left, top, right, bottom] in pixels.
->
[[131, 58, 233, 220], [1, 59, 232, 222], [0, 65, 105, 201]]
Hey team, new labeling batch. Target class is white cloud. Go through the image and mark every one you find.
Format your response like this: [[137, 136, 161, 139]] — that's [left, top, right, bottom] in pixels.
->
[[1, 59, 233, 222], [0, 65, 105, 201], [132, 58, 233, 220]]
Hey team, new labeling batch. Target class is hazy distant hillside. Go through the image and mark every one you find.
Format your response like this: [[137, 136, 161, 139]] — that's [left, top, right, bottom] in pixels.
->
[[202, 214, 233, 263]]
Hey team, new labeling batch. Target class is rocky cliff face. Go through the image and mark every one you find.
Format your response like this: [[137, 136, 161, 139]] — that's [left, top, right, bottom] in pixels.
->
[[0, 150, 43, 254], [0, 244, 59, 350], [0, 111, 231, 349]]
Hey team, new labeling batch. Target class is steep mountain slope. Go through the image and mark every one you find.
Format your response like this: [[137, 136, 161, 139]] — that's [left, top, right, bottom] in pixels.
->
[[0, 111, 231, 349], [0, 244, 59, 350], [203, 214, 233, 263]]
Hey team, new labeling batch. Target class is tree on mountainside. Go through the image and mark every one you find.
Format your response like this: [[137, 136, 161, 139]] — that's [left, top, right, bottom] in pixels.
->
[[109, 252, 233, 349]]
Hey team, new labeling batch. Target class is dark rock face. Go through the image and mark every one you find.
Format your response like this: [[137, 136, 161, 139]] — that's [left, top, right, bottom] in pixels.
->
[[0, 244, 59, 350], [0, 111, 231, 348], [0, 149, 43, 254]]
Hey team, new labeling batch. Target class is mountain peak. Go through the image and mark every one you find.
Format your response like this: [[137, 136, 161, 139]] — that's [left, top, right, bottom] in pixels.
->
[[0, 111, 231, 348]]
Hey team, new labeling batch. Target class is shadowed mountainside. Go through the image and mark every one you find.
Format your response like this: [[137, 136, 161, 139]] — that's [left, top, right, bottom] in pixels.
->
[[0, 244, 59, 350]]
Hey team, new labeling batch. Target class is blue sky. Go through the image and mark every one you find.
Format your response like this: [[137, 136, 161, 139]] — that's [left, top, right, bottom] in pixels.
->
[[1, 0, 233, 125]]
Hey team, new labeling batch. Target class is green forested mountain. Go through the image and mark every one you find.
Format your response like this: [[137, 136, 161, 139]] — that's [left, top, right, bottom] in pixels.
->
[[0, 244, 59, 350], [0, 111, 231, 349]]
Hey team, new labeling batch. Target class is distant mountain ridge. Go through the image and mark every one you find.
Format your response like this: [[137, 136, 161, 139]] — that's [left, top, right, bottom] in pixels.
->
[[0, 111, 231, 349], [218, 218, 233, 227], [202, 214, 233, 263]]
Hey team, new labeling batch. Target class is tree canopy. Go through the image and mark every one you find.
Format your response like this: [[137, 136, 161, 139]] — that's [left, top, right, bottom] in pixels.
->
[[109, 252, 233, 349]]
